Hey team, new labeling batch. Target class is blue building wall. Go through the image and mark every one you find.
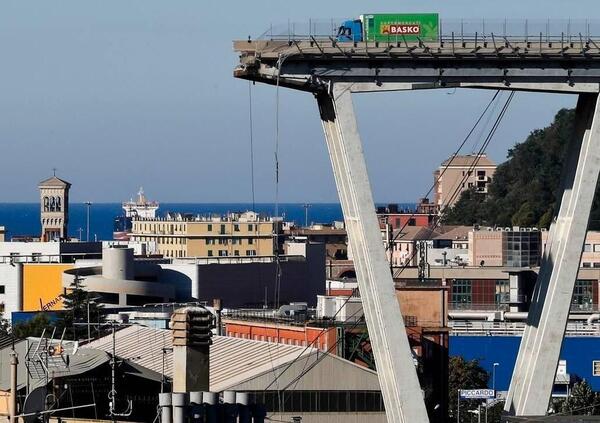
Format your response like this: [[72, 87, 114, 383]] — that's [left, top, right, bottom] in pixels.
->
[[449, 336, 600, 391]]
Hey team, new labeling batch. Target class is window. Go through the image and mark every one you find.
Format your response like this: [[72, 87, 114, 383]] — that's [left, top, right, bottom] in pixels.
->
[[594, 244, 600, 252], [218, 250, 228, 257], [248, 238, 254, 245], [234, 250, 240, 256], [584, 243, 592, 252], [207, 250, 213, 257], [594, 262, 600, 268], [495, 280, 509, 304], [246, 250, 257, 256], [451, 279, 472, 308], [583, 262, 592, 268], [220, 224, 226, 234], [207, 224, 212, 231], [234, 224, 240, 232], [0, 285, 5, 294], [572, 280, 594, 311], [477, 170, 486, 176], [248, 224, 253, 231]]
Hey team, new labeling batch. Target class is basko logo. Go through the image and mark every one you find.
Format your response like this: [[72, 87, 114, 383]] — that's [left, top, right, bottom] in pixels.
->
[[459, 389, 495, 399], [382, 24, 421, 35]]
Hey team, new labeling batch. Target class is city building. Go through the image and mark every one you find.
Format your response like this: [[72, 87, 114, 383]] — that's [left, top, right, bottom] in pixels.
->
[[62, 241, 324, 309], [131, 211, 280, 258], [468, 226, 543, 267], [433, 153, 497, 208], [377, 203, 435, 229], [383, 226, 442, 267], [285, 223, 348, 260], [0, 227, 4, 243], [38, 175, 71, 241]]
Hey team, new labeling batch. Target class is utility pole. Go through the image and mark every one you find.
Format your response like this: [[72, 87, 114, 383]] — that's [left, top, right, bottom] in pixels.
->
[[85, 202, 92, 242], [77, 228, 83, 241], [9, 350, 17, 423], [87, 297, 91, 343]]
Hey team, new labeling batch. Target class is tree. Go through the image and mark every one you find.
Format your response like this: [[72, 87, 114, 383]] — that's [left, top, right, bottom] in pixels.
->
[[448, 356, 490, 422], [442, 107, 598, 230], [561, 380, 600, 415], [60, 274, 104, 341], [12, 313, 54, 339]]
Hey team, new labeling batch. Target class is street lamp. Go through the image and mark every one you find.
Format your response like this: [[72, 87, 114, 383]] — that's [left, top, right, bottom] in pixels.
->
[[302, 203, 312, 227], [84, 201, 92, 242], [493, 362, 500, 392]]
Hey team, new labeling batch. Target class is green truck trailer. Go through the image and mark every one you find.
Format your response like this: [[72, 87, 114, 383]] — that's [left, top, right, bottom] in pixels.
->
[[337, 13, 439, 42]]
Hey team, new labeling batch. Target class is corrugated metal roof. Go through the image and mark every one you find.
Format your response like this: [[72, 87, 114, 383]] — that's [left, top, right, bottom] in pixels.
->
[[84, 325, 317, 391]]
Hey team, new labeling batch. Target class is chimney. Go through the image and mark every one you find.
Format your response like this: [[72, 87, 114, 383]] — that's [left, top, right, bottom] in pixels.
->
[[171, 307, 214, 393]]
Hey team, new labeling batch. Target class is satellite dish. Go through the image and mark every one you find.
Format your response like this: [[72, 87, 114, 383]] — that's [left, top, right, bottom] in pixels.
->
[[22, 386, 47, 423]]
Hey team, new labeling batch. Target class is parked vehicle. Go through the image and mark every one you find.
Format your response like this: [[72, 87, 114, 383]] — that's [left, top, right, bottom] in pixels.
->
[[337, 13, 439, 42]]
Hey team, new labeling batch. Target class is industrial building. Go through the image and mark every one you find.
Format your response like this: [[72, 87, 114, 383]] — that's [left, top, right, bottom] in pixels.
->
[[83, 325, 386, 423]]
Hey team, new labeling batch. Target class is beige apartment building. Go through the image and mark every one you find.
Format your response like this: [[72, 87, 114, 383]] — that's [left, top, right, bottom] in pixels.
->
[[130, 211, 280, 258], [433, 154, 497, 208]]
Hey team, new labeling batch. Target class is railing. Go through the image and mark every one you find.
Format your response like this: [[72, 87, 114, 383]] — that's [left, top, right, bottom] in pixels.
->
[[449, 302, 509, 311], [257, 18, 600, 44], [450, 320, 600, 336]]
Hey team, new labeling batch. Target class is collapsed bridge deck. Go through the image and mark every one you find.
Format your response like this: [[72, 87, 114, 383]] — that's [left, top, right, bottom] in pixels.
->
[[234, 39, 600, 92]]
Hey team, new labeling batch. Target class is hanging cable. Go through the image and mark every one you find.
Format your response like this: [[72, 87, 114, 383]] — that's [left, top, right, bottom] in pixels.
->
[[393, 91, 516, 279], [270, 92, 518, 403], [385, 89, 501, 251], [264, 89, 510, 394], [249, 81, 256, 211]]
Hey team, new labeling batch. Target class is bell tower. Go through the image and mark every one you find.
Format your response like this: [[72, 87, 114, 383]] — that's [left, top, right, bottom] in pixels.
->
[[39, 174, 71, 241]]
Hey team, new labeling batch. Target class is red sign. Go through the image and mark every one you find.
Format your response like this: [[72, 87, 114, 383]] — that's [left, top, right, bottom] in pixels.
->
[[383, 24, 421, 35]]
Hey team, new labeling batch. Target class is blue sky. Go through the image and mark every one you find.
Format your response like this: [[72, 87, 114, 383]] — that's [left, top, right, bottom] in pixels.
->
[[0, 0, 595, 202]]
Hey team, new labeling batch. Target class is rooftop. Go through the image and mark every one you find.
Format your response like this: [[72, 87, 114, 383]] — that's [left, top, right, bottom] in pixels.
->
[[38, 176, 71, 188], [391, 226, 442, 241], [440, 154, 496, 168], [84, 325, 322, 391]]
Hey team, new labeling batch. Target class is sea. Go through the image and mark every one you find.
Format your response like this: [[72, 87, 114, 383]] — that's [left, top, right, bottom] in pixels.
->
[[0, 203, 416, 241]]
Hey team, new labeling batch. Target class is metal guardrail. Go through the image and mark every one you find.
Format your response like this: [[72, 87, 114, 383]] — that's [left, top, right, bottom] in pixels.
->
[[258, 18, 600, 44]]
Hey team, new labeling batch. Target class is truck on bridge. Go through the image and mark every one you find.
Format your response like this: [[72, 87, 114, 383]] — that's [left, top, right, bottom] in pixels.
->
[[336, 13, 439, 43]]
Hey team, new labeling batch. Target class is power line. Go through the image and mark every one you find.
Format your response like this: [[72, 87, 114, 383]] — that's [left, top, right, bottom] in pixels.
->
[[385, 90, 501, 252], [392, 90, 516, 278], [263, 89, 511, 395], [269, 89, 515, 398]]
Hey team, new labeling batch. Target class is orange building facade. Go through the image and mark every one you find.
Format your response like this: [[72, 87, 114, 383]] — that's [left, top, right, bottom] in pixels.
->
[[224, 320, 338, 352], [23, 263, 73, 311]]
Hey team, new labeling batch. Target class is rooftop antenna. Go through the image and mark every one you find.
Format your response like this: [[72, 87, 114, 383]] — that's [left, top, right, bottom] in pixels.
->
[[52, 168, 57, 177]]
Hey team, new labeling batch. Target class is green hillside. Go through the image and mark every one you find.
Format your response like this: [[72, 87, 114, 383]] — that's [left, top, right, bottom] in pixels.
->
[[443, 108, 600, 230]]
